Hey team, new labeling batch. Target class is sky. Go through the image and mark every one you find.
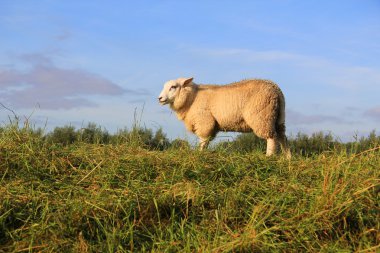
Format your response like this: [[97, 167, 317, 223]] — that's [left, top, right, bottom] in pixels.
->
[[0, 0, 380, 142]]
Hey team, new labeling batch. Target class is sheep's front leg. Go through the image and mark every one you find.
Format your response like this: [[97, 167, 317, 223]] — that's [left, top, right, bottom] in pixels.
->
[[266, 138, 277, 156], [199, 137, 210, 151], [192, 116, 216, 151]]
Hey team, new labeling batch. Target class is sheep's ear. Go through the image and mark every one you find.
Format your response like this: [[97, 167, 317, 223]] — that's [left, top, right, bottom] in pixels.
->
[[182, 77, 194, 87]]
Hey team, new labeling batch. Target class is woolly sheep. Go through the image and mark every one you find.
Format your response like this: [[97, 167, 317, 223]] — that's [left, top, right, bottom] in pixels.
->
[[158, 77, 291, 158]]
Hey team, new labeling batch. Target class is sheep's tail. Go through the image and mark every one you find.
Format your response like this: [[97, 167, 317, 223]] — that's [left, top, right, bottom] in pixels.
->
[[276, 95, 286, 138], [276, 93, 291, 159]]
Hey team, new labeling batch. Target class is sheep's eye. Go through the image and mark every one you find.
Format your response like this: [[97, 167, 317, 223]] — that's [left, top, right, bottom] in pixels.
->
[[169, 86, 177, 91]]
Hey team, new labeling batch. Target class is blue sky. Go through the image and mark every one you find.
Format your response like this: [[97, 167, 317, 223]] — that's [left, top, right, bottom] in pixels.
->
[[0, 0, 379, 142]]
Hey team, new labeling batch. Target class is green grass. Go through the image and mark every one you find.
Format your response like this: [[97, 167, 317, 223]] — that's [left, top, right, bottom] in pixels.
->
[[0, 124, 379, 252]]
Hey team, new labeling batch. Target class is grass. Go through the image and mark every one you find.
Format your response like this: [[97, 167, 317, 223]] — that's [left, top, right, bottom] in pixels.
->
[[0, 124, 379, 252]]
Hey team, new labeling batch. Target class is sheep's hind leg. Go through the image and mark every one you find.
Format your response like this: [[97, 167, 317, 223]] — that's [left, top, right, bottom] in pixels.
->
[[278, 136, 291, 159], [266, 138, 277, 156]]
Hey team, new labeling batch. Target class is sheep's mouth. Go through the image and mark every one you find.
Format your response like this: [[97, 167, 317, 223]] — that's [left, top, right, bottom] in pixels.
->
[[159, 99, 169, 105]]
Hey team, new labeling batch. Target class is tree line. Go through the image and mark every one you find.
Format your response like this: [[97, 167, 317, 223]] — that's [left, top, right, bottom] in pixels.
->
[[1, 122, 379, 156], [216, 130, 380, 156]]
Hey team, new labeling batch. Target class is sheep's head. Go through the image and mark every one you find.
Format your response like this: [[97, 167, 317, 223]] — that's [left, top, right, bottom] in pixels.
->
[[158, 77, 194, 106]]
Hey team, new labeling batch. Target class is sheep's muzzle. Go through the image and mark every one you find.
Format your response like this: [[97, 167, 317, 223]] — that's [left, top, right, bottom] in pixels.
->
[[158, 97, 168, 105]]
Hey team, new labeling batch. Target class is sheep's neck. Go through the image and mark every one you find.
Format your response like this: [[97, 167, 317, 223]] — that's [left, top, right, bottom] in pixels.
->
[[172, 101, 191, 121], [175, 107, 188, 121], [171, 86, 197, 121]]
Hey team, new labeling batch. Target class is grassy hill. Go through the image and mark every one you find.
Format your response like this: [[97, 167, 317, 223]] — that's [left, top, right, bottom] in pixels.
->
[[0, 123, 379, 252]]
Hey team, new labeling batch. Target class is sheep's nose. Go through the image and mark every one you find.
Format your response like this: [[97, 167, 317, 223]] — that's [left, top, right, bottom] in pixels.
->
[[158, 96, 162, 101]]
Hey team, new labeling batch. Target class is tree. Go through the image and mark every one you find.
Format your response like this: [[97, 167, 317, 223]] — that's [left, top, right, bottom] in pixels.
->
[[170, 138, 191, 150], [151, 128, 170, 150], [46, 125, 77, 145], [79, 123, 110, 144]]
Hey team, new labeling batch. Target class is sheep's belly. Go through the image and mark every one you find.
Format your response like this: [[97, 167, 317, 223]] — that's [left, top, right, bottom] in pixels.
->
[[217, 118, 252, 132]]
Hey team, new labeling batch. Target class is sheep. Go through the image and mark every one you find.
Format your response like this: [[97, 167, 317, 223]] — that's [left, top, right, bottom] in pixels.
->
[[158, 77, 291, 158]]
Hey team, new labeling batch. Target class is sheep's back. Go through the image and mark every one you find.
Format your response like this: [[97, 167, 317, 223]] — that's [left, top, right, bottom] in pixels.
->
[[197, 79, 282, 132]]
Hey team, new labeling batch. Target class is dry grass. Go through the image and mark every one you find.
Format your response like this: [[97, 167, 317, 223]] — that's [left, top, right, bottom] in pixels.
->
[[0, 124, 379, 252]]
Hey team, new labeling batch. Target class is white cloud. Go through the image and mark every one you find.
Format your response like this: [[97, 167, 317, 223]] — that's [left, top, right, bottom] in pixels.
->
[[326, 66, 380, 91], [364, 106, 380, 122], [286, 109, 346, 125], [189, 47, 301, 62], [0, 53, 149, 110], [186, 46, 380, 91], [55, 30, 71, 41]]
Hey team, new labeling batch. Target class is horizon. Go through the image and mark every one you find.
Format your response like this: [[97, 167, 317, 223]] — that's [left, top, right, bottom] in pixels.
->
[[1, 1, 380, 142]]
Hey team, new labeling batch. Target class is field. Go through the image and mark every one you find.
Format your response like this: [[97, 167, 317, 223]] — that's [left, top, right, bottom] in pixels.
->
[[0, 123, 379, 252]]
